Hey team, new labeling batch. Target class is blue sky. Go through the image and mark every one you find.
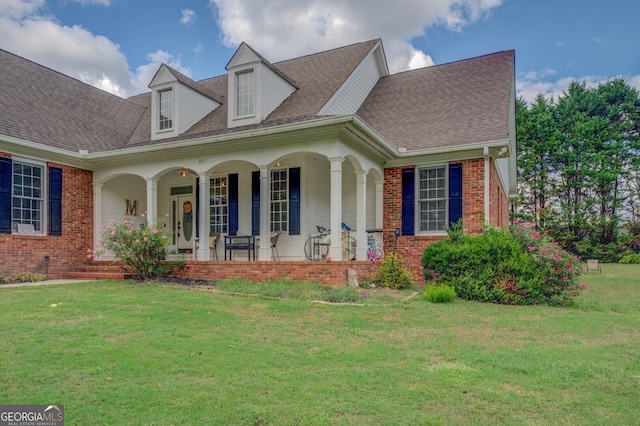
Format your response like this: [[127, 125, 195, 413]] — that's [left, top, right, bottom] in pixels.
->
[[1, 0, 638, 103]]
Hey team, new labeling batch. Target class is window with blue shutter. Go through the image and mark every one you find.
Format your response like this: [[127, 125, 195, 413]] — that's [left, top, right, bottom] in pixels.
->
[[448, 163, 463, 226], [288, 167, 301, 235], [401, 168, 415, 235], [228, 173, 239, 236], [0, 157, 11, 234], [48, 167, 63, 236]]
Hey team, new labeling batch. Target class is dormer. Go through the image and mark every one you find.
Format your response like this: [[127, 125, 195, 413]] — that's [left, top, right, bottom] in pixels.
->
[[318, 40, 389, 115], [149, 65, 222, 140], [226, 43, 297, 128]]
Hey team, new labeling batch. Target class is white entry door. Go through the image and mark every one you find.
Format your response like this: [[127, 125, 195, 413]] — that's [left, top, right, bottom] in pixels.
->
[[176, 195, 194, 251]]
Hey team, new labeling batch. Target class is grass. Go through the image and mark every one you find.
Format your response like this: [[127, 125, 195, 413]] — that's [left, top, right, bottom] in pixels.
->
[[0, 265, 639, 425]]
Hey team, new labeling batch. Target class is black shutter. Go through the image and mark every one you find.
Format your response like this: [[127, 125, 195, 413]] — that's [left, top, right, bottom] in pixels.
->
[[48, 167, 63, 236], [288, 167, 301, 235], [401, 168, 415, 235], [251, 171, 260, 236], [0, 157, 12, 234], [228, 173, 238, 236], [448, 163, 463, 226]]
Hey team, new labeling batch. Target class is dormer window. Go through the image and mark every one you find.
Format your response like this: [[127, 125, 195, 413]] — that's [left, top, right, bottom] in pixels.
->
[[158, 88, 173, 130], [236, 69, 255, 117]]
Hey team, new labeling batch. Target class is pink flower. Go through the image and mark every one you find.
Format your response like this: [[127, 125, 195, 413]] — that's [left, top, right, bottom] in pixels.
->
[[528, 245, 536, 251]]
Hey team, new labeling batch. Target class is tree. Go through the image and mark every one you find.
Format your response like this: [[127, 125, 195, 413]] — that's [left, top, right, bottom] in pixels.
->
[[516, 78, 640, 260]]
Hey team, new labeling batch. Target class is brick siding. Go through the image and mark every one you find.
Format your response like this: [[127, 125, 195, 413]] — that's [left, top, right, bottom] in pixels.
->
[[0, 155, 93, 278], [383, 158, 509, 284]]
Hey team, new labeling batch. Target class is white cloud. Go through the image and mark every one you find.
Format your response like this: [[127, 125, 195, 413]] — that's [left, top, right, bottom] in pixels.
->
[[208, 0, 502, 73], [67, 0, 111, 5], [180, 9, 196, 25], [0, 0, 192, 97]]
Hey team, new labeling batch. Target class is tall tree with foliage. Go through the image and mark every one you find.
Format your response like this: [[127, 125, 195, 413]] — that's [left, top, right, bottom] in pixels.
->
[[516, 94, 559, 229], [516, 78, 640, 260]]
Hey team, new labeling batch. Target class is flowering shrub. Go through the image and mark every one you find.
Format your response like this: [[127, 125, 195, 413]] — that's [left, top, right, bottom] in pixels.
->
[[510, 221, 584, 305], [422, 224, 584, 306], [98, 214, 173, 280]]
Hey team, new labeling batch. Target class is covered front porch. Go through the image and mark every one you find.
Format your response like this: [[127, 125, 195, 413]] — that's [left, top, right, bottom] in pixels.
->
[[92, 136, 387, 268]]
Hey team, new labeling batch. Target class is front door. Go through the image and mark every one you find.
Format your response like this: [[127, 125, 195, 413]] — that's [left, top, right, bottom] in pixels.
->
[[176, 195, 194, 252]]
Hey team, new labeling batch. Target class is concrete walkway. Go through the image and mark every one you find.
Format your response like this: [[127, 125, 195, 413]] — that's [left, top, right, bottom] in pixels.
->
[[0, 279, 97, 288]]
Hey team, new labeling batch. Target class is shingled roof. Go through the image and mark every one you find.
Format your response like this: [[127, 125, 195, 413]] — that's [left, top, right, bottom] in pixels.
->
[[0, 41, 514, 156], [357, 50, 515, 152], [0, 49, 145, 153], [123, 39, 381, 148]]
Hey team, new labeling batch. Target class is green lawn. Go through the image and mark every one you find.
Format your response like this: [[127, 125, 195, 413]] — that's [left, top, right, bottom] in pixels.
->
[[1, 265, 639, 425]]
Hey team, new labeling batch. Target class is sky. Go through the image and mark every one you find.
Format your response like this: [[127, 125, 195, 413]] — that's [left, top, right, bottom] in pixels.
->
[[1, 0, 639, 104]]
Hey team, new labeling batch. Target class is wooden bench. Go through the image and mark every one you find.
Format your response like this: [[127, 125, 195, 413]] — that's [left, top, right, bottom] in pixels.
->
[[224, 235, 256, 261]]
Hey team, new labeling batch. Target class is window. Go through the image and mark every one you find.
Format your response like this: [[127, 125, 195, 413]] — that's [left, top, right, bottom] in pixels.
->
[[158, 88, 173, 130], [270, 169, 287, 232], [12, 161, 45, 233], [236, 70, 254, 117], [209, 177, 228, 234], [418, 166, 447, 232]]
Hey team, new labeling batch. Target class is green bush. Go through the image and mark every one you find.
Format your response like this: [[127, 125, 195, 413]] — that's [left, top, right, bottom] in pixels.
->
[[422, 224, 584, 306], [619, 253, 640, 264], [370, 254, 415, 289], [423, 284, 456, 303], [5, 272, 47, 283]]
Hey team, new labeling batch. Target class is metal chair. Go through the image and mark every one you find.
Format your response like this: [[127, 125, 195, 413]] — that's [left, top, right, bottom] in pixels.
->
[[209, 232, 220, 260], [586, 259, 601, 273], [270, 230, 282, 260]]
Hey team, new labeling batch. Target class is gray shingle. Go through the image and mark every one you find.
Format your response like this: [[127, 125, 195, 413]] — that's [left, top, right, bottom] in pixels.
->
[[0, 49, 145, 153], [357, 50, 515, 152]]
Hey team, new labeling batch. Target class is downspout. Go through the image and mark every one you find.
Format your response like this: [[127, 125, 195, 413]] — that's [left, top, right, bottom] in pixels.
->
[[483, 147, 490, 228]]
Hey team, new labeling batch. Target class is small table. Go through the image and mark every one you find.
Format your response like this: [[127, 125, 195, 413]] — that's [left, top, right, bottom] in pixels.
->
[[224, 235, 256, 261]]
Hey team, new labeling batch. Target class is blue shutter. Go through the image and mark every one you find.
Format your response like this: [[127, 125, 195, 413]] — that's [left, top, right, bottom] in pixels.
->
[[448, 163, 463, 226], [195, 177, 200, 239], [251, 171, 260, 236], [0, 157, 11, 234], [48, 167, 63, 236], [401, 168, 415, 235], [228, 173, 238, 236], [288, 167, 301, 235]]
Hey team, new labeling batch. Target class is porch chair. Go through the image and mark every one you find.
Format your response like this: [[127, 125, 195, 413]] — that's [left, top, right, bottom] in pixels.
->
[[209, 232, 220, 260], [270, 230, 283, 260], [586, 259, 601, 274]]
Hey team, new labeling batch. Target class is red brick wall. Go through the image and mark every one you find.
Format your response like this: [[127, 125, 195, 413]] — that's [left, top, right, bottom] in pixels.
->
[[178, 260, 379, 287], [0, 156, 93, 279], [383, 158, 508, 284]]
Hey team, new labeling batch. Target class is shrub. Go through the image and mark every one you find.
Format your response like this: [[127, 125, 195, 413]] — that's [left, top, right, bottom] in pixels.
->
[[370, 254, 415, 289], [99, 214, 172, 280], [6, 272, 46, 283], [422, 224, 583, 306], [423, 284, 456, 303], [619, 253, 640, 264]]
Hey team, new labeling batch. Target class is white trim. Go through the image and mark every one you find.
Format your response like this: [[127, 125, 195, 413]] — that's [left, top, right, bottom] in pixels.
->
[[483, 146, 490, 227], [10, 156, 48, 236], [415, 164, 449, 235]]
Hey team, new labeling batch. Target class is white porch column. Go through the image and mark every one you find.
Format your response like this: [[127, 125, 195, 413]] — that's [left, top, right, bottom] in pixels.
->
[[259, 165, 271, 261], [355, 170, 368, 260], [197, 173, 209, 261], [375, 179, 384, 231], [145, 178, 158, 223], [329, 156, 344, 261], [93, 182, 103, 255]]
